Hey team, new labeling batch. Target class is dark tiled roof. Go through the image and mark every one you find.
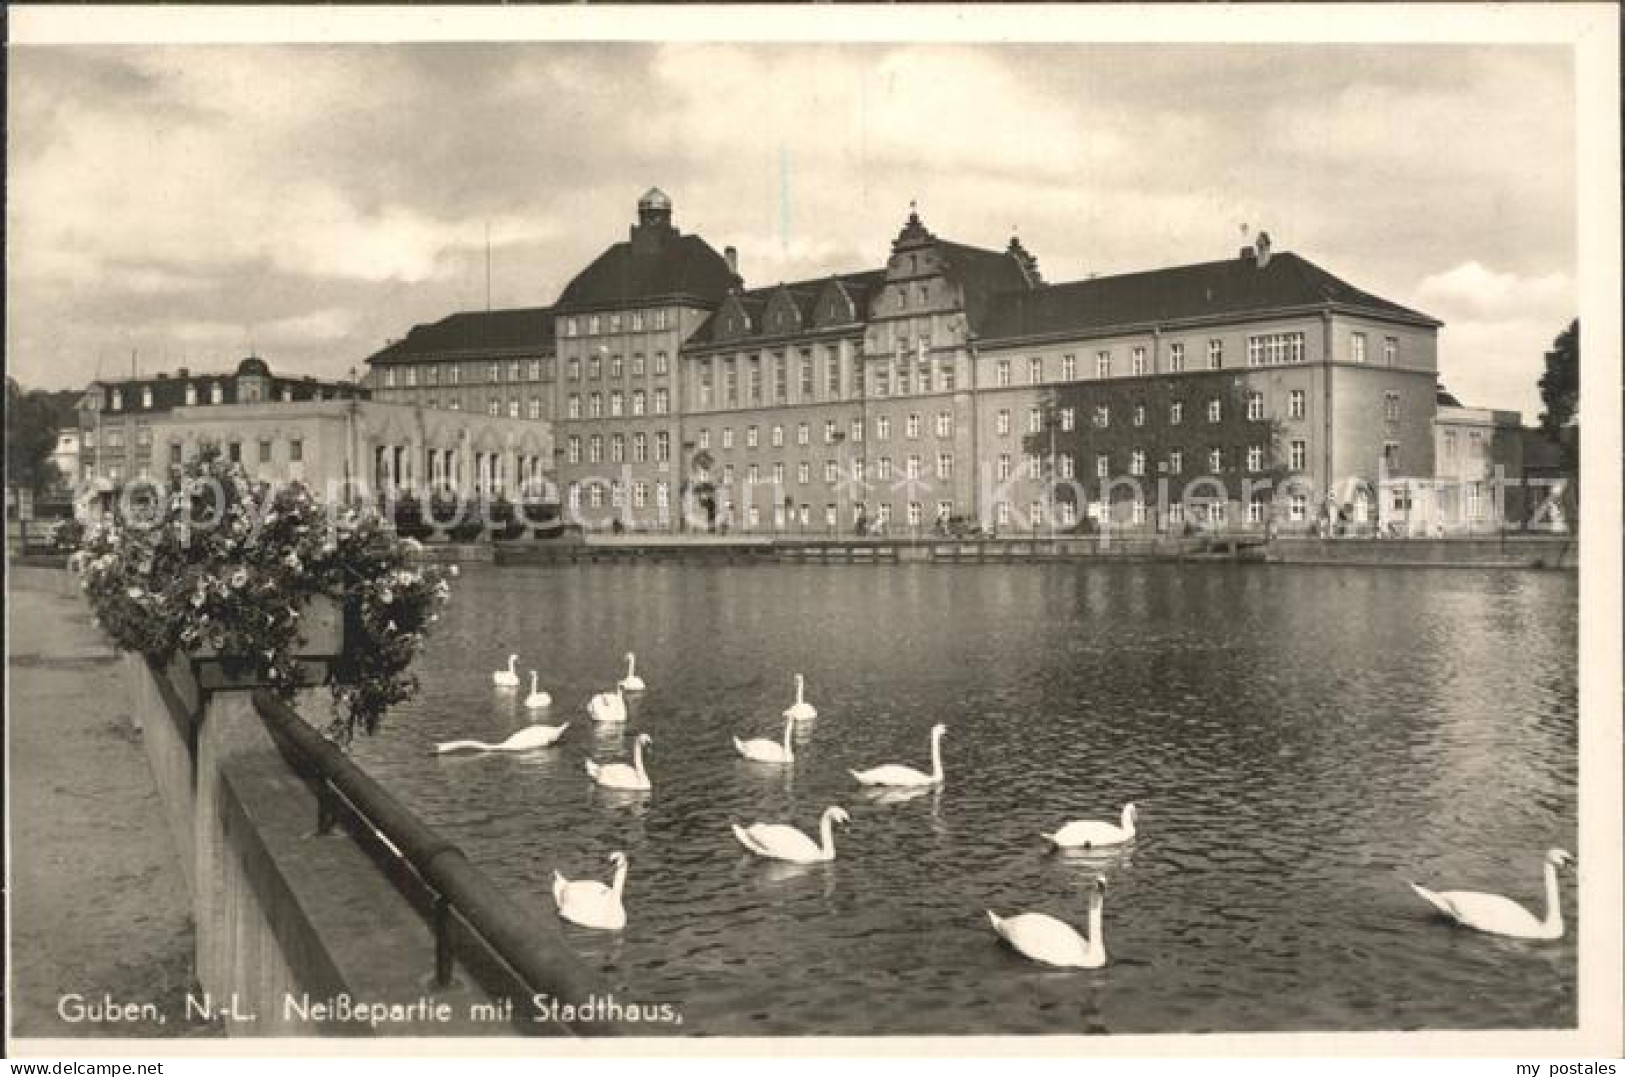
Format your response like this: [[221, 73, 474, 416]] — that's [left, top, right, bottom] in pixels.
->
[[365, 307, 555, 365], [979, 252, 1439, 343], [686, 270, 887, 348], [82, 366, 366, 416], [935, 240, 1039, 334], [1436, 386, 1464, 408], [555, 231, 736, 313]]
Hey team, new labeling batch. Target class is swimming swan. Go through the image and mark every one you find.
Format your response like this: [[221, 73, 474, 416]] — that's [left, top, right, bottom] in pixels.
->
[[988, 876, 1109, 968], [492, 654, 520, 688], [735, 717, 795, 764], [586, 733, 652, 791], [552, 851, 629, 930], [588, 685, 628, 723], [1045, 803, 1138, 849], [619, 652, 646, 692], [850, 723, 946, 788], [733, 806, 850, 863], [783, 674, 817, 721], [433, 723, 569, 753], [1407, 847, 1575, 940], [524, 670, 552, 709]]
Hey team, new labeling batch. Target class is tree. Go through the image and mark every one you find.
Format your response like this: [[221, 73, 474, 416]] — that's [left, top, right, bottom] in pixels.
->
[[1537, 318, 1579, 437], [5, 378, 65, 497]]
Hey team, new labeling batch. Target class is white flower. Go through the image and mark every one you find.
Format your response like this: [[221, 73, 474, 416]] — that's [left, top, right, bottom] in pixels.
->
[[230, 569, 249, 589], [378, 588, 395, 604]]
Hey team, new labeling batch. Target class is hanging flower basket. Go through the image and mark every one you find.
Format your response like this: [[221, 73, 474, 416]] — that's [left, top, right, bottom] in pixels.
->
[[184, 591, 346, 691], [77, 446, 453, 744]]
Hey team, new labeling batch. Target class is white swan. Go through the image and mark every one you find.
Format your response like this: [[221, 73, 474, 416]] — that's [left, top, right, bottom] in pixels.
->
[[586, 733, 652, 791], [1045, 803, 1138, 849], [433, 723, 569, 753], [552, 851, 628, 931], [733, 806, 849, 864], [1407, 848, 1575, 940], [524, 670, 552, 709], [491, 653, 520, 688], [735, 717, 795, 764], [850, 722, 947, 788], [988, 876, 1109, 969], [783, 674, 817, 721], [588, 684, 628, 723], [619, 652, 646, 692]]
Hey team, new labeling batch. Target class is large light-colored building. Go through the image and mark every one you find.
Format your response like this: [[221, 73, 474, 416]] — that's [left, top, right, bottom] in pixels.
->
[[78, 357, 551, 502], [364, 190, 1444, 534]]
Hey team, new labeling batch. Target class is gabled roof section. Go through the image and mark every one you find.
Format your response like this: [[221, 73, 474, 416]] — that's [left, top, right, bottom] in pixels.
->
[[555, 232, 737, 314], [936, 240, 1039, 334], [979, 251, 1440, 343], [364, 307, 556, 365], [687, 270, 885, 349]]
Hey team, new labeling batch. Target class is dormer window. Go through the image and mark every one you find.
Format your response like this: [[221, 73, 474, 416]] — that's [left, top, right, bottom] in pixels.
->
[[141, 387, 153, 408], [210, 383, 223, 404], [185, 384, 198, 406], [110, 389, 123, 410]]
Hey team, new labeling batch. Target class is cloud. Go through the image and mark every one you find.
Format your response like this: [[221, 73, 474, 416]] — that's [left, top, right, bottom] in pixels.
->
[[1417, 262, 1573, 321]]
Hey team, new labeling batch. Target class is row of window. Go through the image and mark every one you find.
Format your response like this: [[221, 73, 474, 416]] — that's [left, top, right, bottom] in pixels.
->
[[1439, 427, 1487, 462], [561, 309, 671, 338], [104, 382, 312, 410], [566, 352, 670, 381], [565, 431, 674, 465], [695, 413, 956, 452], [169, 438, 304, 466], [566, 389, 671, 419]]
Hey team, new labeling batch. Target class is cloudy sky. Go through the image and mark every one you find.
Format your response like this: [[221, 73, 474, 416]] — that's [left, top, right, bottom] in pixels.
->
[[8, 38, 1577, 418]]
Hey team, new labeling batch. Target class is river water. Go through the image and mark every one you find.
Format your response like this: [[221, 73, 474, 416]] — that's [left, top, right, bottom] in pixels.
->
[[350, 561, 1578, 1035]]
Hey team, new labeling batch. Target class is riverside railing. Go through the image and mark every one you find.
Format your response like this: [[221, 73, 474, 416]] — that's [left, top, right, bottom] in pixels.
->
[[250, 690, 632, 1037]]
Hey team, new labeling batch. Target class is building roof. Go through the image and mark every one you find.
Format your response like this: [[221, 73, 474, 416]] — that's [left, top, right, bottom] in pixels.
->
[[978, 251, 1440, 343], [685, 269, 888, 348], [555, 232, 737, 314], [934, 240, 1040, 334], [365, 307, 556, 365], [82, 361, 365, 415], [1436, 385, 1464, 408]]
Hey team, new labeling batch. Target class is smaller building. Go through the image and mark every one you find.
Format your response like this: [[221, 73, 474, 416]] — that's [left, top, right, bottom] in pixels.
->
[[77, 356, 552, 507], [48, 429, 81, 496]]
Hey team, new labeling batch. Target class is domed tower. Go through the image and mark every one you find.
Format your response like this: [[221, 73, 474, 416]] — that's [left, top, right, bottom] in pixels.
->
[[235, 355, 271, 403], [637, 187, 673, 231]]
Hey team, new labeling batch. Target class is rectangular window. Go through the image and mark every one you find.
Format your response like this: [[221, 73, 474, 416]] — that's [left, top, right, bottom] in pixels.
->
[[1351, 332, 1367, 363], [1096, 454, 1110, 479], [1290, 439, 1307, 472], [936, 411, 953, 438], [827, 353, 842, 397], [589, 357, 602, 380], [1384, 336, 1398, 366], [824, 460, 839, 484], [997, 502, 1012, 526], [1058, 454, 1074, 480], [850, 418, 864, 444], [826, 419, 839, 443], [906, 414, 921, 439], [655, 432, 670, 462], [1443, 429, 1458, 461], [1028, 357, 1043, 383], [1131, 347, 1147, 376], [797, 423, 810, 446], [1290, 493, 1308, 522], [654, 389, 669, 415], [906, 455, 922, 480], [997, 453, 1013, 481], [610, 434, 626, 463], [1208, 447, 1223, 473], [1384, 441, 1401, 472], [1384, 391, 1400, 421], [773, 462, 785, 485], [1247, 391, 1264, 421], [1130, 450, 1146, 477], [996, 360, 1011, 387], [771, 425, 784, 448], [1060, 407, 1076, 432], [1096, 351, 1111, 378], [1208, 339, 1223, 369], [722, 428, 734, 450], [1208, 398, 1222, 423], [488, 398, 501, 416], [1027, 407, 1042, 434], [258, 440, 272, 464], [798, 462, 811, 485], [1062, 354, 1076, 380], [567, 358, 581, 381], [747, 425, 759, 449], [631, 354, 645, 377], [1024, 453, 1041, 478], [1169, 450, 1183, 475], [568, 436, 582, 464], [936, 452, 953, 480], [1247, 446, 1264, 472], [698, 429, 710, 451], [655, 351, 669, 375], [1289, 390, 1306, 420], [1093, 405, 1110, 429], [996, 410, 1011, 437], [610, 355, 624, 379], [877, 457, 893, 481], [1170, 342, 1186, 373], [800, 356, 814, 398], [508, 399, 520, 419]]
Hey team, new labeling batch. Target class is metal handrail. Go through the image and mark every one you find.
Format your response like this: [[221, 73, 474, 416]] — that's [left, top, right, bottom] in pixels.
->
[[250, 690, 629, 1037]]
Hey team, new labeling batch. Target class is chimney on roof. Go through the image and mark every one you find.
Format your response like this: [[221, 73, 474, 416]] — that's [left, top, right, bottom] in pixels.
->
[[177, 367, 190, 378], [725, 245, 739, 277], [1239, 246, 1254, 261], [1254, 231, 1273, 268], [155, 372, 168, 380]]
